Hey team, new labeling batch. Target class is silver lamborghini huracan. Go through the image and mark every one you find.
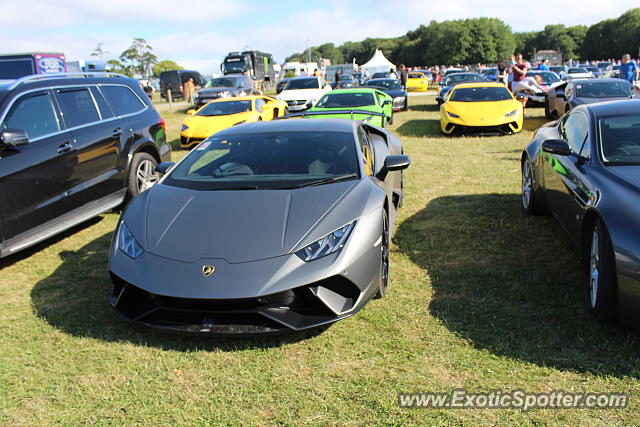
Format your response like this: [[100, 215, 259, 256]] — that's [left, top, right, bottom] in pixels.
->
[[108, 118, 410, 334]]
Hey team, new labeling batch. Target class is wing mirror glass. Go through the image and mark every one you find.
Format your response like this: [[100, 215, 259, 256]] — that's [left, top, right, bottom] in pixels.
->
[[0, 129, 29, 147], [542, 139, 572, 156], [155, 161, 175, 175]]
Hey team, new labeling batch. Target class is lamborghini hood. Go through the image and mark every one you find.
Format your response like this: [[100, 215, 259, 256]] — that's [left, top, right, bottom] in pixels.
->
[[445, 100, 520, 124], [137, 181, 357, 263], [182, 112, 254, 138]]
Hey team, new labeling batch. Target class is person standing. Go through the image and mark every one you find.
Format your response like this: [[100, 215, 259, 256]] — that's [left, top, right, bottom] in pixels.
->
[[496, 61, 508, 86], [510, 53, 528, 91], [183, 77, 195, 104], [399, 64, 408, 89], [389, 68, 397, 80], [537, 59, 550, 71], [620, 54, 639, 84]]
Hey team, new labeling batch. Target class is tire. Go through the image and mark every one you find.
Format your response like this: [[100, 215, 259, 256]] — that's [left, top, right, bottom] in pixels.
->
[[375, 210, 390, 299], [585, 218, 618, 320], [127, 152, 159, 200], [521, 157, 542, 215]]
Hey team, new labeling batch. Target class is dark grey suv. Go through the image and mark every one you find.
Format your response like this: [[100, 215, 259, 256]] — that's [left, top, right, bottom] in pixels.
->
[[0, 73, 171, 257]]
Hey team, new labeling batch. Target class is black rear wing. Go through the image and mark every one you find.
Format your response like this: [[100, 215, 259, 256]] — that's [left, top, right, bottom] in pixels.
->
[[275, 109, 388, 120]]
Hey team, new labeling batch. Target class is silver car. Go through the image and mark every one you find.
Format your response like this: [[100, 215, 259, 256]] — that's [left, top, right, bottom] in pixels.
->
[[108, 118, 410, 334]]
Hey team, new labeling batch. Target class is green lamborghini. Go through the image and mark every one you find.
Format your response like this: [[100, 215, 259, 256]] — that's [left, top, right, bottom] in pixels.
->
[[306, 88, 394, 127]]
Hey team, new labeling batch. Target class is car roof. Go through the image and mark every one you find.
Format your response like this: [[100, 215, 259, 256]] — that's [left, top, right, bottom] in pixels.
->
[[446, 72, 483, 77], [583, 99, 640, 118], [569, 78, 627, 85], [287, 76, 320, 81], [325, 88, 380, 95], [215, 118, 357, 136]]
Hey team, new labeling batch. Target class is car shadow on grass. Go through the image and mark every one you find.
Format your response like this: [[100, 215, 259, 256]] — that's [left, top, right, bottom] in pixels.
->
[[0, 217, 103, 270], [408, 103, 439, 112], [30, 232, 328, 351], [396, 120, 441, 138], [394, 193, 640, 378]]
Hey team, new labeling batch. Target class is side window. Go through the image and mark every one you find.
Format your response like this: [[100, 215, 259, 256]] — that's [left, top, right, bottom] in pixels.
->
[[3, 91, 60, 140], [100, 85, 145, 116], [562, 112, 588, 153], [89, 86, 114, 119], [56, 87, 100, 128], [357, 126, 375, 176], [254, 98, 264, 112]]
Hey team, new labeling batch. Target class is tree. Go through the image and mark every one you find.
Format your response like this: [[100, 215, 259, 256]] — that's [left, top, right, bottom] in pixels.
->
[[91, 42, 108, 62], [106, 59, 128, 76], [152, 60, 184, 77], [119, 38, 157, 79]]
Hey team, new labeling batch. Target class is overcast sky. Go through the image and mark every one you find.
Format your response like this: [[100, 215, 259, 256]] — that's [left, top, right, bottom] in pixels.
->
[[0, 0, 635, 73]]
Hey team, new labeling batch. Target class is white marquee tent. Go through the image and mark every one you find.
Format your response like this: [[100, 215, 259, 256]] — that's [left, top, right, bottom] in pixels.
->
[[360, 49, 396, 75]]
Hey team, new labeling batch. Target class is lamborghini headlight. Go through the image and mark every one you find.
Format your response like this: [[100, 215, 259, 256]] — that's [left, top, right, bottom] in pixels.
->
[[447, 111, 460, 118], [295, 221, 355, 262], [505, 109, 517, 118], [118, 222, 143, 259], [181, 124, 189, 131]]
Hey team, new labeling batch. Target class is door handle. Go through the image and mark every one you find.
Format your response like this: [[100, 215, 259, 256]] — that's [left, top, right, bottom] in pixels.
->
[[57, 142, 72, 154], [112, 127, 122, 137]]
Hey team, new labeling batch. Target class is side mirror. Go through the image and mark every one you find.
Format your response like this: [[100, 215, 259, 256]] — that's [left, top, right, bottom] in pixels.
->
[[542, 139, 573, 156], [435, 96, 444, 105], [376, 155, 411, 181], [305, 100, 314, 109], [0, 129, 29, 147], [155, 161, 175, 175]]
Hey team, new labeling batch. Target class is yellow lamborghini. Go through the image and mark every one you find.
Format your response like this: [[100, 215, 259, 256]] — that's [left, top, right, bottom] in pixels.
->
[[406, 72, 429, 91], [439, 82, 523, 135], [180, 96, 288, 148]]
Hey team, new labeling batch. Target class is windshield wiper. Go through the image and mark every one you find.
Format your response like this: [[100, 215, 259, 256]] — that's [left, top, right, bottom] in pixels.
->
[[295, 173, 358, 188]]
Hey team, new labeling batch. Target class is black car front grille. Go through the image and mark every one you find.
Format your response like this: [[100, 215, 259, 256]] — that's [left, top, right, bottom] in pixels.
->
[[109, 273, 362, 334]]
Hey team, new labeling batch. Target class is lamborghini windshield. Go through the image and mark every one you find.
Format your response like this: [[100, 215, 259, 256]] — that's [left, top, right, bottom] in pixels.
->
[[205, 77, 241, 88], [366, 79, 401, 90], [196, 101, 252, 116], [164, 131, 359, 190], [450, 86, 512, 102], [575, 81, 631, 98], [315, 92, 375, 108], [444, 74, 484, 86]]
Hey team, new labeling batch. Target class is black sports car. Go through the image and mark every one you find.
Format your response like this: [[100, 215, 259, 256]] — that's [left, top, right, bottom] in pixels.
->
[[364, 79, 407, 111], [521, 99, 640, 326], [545, 78, 633, 119], [435, 73, 486, 104]]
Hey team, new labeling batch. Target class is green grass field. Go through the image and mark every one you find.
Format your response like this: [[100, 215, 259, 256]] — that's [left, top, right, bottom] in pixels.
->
[[1, 95, 639, 425]]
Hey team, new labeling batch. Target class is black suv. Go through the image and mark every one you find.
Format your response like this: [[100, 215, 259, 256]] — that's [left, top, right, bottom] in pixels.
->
[[0, 73, 171, 257], [159, 70, 205, 100]]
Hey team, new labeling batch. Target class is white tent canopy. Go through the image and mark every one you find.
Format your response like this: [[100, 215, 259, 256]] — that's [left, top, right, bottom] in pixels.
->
[[360, 49, 396, 75]]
